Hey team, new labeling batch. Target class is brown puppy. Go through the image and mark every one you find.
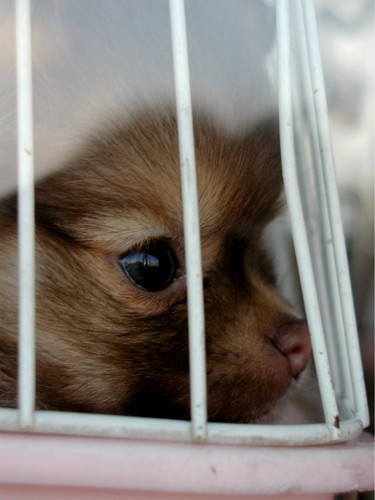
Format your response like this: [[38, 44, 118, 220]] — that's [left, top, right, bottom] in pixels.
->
[[0, 108, 312, 422]]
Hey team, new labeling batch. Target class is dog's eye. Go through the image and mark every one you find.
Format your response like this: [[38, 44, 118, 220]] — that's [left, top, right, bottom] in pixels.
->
[[120, 241, 176, 291]]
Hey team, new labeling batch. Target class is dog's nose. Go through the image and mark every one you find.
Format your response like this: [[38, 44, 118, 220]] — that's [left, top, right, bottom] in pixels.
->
[[271, 321, 312, 377]]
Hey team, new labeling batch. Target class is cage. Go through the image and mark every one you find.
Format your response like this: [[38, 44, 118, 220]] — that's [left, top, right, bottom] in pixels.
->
[[0, 0, 373, 498]]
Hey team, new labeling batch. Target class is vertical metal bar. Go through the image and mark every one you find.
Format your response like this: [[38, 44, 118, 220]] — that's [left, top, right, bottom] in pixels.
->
[[301, 0, 369, 425], [169, 0, 207, 441], [276, 0, 340, 439], [293, 0, 348, 402], [15, 0, 36, 429]]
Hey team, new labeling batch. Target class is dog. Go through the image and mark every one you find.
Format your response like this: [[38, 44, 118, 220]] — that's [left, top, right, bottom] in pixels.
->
[[0, 107, 313, 423]]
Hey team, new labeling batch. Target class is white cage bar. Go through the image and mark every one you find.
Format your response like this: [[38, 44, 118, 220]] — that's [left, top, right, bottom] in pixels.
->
[[299, 0, 368, 425], [15, 0, 36, 431], [169, 0, 208, 442], [0, 0, 370, 449], [277, 0, 340, 441]]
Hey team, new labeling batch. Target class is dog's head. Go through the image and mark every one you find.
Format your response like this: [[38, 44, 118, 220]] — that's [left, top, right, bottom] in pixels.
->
[[0, 109, 311, 422]]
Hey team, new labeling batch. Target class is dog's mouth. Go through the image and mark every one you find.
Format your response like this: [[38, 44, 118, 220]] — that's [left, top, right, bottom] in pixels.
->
[[124, 390, 294, 424], [123, 372, 311, 424], [121, 319, 313, 423]]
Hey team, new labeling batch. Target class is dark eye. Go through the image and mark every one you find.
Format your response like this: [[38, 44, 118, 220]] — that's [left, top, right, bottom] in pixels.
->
[[120, 241, 177, 291]]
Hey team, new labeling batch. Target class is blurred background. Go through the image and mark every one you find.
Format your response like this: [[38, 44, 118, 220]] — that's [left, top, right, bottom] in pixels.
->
[[0, 0, 373, 428]]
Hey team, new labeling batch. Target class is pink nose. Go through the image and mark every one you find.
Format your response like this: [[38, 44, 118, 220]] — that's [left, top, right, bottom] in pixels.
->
[[271, 320, 312, 377]]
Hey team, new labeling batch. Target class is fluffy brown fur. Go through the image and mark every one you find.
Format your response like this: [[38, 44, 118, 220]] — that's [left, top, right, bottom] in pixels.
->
[[0, 108, 312, 422]]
